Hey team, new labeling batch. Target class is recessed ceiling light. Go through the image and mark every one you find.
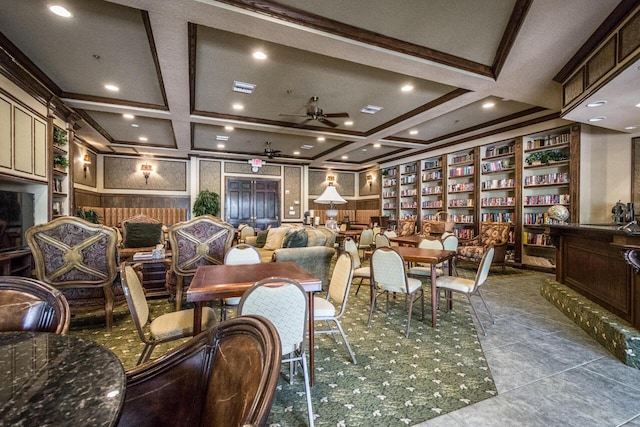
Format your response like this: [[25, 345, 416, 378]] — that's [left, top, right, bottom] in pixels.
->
[[131, 123, 139, 128], [317, 137, 325, 142], [215, 135, 229, 141], [373, 143, 381, 148], [232, 103, 244, 111], [636, 102, 640, 108], [104, 84, 119, 92], [224, 125, 234, 131], [344, 120, 353, 126], [625, 126, 639, 130], [217, 143, 225, 148], [361, 105, 383, 114], [138, 136, 148, 142], [253, 51, 267, 60], [233, 81, 256, 94], [293, 151, 300, 155], [123, 113, 135, 120], [300, 145, 314, 150], [409, 130, 418, 135], [482, 101, 495, 109], [586, 100, 607, 107], [49, 5, 72, 18], [589, 116, 606, 122], [401, 84, 414, 92], [341, 155, 348, 159]]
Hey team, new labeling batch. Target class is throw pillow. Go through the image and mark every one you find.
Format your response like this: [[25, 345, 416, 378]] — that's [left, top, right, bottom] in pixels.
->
[[283, 229, 308, 248], [255, 230, 269, 248], [263, 227, 289, 250], [124, 222, 163, 248]]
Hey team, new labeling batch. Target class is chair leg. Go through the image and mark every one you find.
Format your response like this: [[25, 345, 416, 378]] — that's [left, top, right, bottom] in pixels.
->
[[466, 294, 487, 336], [475, 289, 495, 325], [331, 319, 357, 364], [405, 294, 414, 338], [138, 342, 157, 365], [367, 291, 379, 328], [103, 284, 115, 331], [175, 276, 183, 310], [299, 351, 315, 427], [355, 277, 363, 295]]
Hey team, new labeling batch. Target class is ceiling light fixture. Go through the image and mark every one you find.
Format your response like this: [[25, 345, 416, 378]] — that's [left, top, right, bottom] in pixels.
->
[[123, 113, 135, 119], [252, 51, 267, 60], [482, 101, 495, 109], [625, 126, 639, 130], [409, 130, 418, 135], [138, 136, 148, 142], [341, 155, 348, 159], [317, 137, 325, 142], [233, 81, 256, 94], [401, 84, 414, 92], [344, 120, 353, 126], [104, 84, 119, 92], [131, 123, 139, 128], [373, 143, 381, 148], [224, 125, 234, 131], [293, 151, 300, 155], [636, 102, 640, 108], [361, 105, 383, 114], [589, 116, 606, 122], [232, 103, 244, 111], [49, 5, 72, 17], [217, 143, 225, 148], [586, 100, 607, 107]]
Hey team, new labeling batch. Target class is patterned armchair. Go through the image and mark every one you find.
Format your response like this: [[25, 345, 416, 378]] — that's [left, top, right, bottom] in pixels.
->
[[168, 215, 234, 309], [397, 219, 416, 237], [457, 222, 511, 271], [25, 216, 123, 330]]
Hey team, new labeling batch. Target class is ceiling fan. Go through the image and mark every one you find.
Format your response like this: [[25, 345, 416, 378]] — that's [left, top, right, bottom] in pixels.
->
[[279, 96, 349, 128], [263, 141, 281, 158]]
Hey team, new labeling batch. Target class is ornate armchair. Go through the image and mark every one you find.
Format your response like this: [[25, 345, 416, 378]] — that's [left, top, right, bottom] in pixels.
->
[[25, 216, 123, 330], [456, 222, 510, 271], [168, 215, 234, 309], [397, 219, 416, 237]]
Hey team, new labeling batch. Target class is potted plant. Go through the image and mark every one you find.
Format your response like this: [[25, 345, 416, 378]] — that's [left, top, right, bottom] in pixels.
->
[[53, 128, 67, 147], [525, 150, 568, 165], [193, 189, 220, 217], [53, 154, 69, 170], [75, 208, 100, 224]]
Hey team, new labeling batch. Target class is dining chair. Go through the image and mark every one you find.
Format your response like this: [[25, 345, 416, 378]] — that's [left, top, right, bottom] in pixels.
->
[[374, 232, 390, 248], [383, 229, 398, 246], [0, 276, 70, 334], [120, 263, 218, 365], [238, 277, 314, 426], [238, 225, 255, 244], [357, 228, 374, 257], [435, 246, 495, 335], [221, 244, 261, 321], [441, 234, 459, 276], [343, 237, 370, 296], [117, 315, 281, 427], [369, 247, 424, 338], [314, 252, 357, 364], [407, 238, 445, 279], [168, 215, 234, 309]]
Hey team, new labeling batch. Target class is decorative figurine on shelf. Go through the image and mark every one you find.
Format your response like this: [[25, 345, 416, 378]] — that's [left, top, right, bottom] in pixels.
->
[[547, 204, 569, 224], [612, 201, 628, 224]]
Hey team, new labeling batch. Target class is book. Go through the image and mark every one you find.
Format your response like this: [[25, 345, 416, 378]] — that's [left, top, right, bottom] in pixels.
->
[[133, 252, 154, 261]]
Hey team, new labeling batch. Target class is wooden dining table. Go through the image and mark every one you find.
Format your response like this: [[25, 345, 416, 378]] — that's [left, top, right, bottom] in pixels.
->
[[370, 246, 456, 327], [389, 234, 425, 247], [187, 261, 323, 385]]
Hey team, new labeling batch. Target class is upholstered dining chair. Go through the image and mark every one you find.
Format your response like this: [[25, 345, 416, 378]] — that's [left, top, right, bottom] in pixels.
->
[[239, 277, 315, 427], [435, 246, 495, 335], [457, 222, 510, 271], [441, 234, 459, 276], [120, 263, 218, 365], [0, 276, 70, 334], [26, 216, 123, 330], [357, 228, 374, 258], [238, 225, 255, 244], [168, 215, 234, 309], [369, 247, 424, 338], [221, 244, 261, 320], [343, 237, 370, 296], [314, 252, 357, 364], [407, 238, 444, 279], [117, 315, 281, 427], [374, 232, 391, 248]]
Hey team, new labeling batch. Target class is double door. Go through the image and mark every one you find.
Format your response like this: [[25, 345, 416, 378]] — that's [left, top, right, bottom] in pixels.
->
[[225, 178, 279, 230]]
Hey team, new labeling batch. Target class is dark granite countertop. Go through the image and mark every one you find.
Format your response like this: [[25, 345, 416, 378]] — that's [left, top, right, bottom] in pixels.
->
[[0, 331, 125, 426]]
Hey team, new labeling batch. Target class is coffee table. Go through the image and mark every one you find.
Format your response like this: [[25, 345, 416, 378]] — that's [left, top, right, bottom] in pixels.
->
[[187, 261, 323, 385]]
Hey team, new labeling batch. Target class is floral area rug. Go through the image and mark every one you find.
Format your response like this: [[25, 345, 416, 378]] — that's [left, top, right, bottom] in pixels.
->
[[67, 265, 522, 426]]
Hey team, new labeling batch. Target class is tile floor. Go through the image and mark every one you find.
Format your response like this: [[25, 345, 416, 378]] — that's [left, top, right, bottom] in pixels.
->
[[416, 269, 640, 427]]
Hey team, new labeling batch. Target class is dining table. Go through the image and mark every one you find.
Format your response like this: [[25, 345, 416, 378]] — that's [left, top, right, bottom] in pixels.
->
[[0, 331, 126, 425], [187, 261, 323, 385], [389, 234, 426, 247]]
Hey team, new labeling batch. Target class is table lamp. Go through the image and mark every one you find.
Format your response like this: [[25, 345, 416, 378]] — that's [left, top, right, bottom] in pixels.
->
[[315, 179, 346, 232]]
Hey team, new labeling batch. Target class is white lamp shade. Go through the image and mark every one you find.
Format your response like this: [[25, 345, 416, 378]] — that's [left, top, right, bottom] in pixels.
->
[[315, 185, 347, 204]]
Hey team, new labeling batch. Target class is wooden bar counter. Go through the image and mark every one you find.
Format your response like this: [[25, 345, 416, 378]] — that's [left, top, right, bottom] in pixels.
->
[[547, 223, 640, 329]]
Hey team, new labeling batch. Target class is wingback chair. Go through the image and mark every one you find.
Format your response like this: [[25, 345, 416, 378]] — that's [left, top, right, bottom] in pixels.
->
[[456, 222, 510, 271], [118, 213, 165, 261], [25, 216, 123, 330], [397, 219, 416, 237], [168, 215, 234, 309]]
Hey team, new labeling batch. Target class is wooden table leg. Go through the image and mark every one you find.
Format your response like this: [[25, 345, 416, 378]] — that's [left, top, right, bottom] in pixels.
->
[[431, 263, 437, 327], [308, 292, 315, 387], [193, 301, 203, 335]]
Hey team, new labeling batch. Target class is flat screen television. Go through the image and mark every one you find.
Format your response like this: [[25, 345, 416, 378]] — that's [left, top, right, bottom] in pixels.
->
[[0, 190, 35, 253]]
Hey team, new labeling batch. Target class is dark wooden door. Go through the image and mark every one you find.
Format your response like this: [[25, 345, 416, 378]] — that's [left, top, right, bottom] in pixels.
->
[[225, 178, 279, 230]]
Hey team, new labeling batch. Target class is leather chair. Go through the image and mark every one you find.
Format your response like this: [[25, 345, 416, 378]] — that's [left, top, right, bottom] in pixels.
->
[[0, 276, 70, 334], [456, 222, 510, 271], [117, 315, 281, 427], [168, 215, 234, 309], [25, 216, 123, 330]]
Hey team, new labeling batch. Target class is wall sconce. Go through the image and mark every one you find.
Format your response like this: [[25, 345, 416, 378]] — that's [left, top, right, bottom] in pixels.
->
[[141, 163, 153, 184], [326, 175, 335, 184], [366, 174, 373, 188], [82, 154, 91, 178]]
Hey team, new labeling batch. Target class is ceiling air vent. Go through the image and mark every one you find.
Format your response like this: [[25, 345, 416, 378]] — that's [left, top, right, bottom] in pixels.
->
[[233, 81, 256, 94], [360, 105, 383, 114]]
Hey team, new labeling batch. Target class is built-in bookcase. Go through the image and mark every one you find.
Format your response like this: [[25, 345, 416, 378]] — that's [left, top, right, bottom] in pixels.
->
[[419, 156, 445, 231], [447, 148, 477, 239], [381, 166, 398, 222], [399, 161, 418, 222]]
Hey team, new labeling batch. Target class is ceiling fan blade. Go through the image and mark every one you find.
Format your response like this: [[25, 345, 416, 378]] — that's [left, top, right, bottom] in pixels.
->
[[324, 112, 350, 118], [296, 118, 313, 126], [279, 113, 309, 118], [319, 118, 339, 127]]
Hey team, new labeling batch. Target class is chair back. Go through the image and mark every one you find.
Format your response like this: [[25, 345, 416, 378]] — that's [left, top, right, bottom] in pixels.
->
[[478, 222, 510, 246], [418, 238, 443, 250], [121, 214, 163, 248], [359, 228, 374, 247], [397, 219, 416, 237], [374, 233, 390, 248], [343, 237, 361, 268], [474, 246, 495, 290], [120, 264, 151, 341], [224, 244, 261, 265], [327, 253, 354, 312], [0, 276, 70, 334], [169, 215, 234, 277], [26, 216, 119, 288], [238, 226, 255, 243], [239, 278, 308, 356], [371, 247, 408, 292], [384, 229, 397, 238], [117, 315, 281, 427], [372, 226, 381, 236], [442, 234, 459, 252]]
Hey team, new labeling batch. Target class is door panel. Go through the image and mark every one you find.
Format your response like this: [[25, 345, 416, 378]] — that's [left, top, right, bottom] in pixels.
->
[[226, 178, 279, 230]]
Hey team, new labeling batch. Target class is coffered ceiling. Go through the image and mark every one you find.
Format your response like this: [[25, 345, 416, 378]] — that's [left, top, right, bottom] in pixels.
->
[[0, 0, 631, 171]]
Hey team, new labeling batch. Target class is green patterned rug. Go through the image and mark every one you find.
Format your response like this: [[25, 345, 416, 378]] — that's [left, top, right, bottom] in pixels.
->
[[68, 265, 524, 426]]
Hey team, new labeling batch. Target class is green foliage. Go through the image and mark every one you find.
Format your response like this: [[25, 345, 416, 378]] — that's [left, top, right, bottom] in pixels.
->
[[75, 208, 100, 224], [53, 128, 67, 147], [525, 150, 568, 165], [53, 154, 69, 169], [193, 190, 220, 217]]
